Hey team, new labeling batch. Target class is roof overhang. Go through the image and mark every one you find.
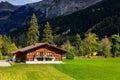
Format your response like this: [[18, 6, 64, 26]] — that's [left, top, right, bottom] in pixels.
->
[[11, 43, 67, 55]]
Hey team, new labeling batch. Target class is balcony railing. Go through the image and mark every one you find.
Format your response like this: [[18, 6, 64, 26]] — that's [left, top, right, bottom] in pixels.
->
[[35, 54, 58, 58]]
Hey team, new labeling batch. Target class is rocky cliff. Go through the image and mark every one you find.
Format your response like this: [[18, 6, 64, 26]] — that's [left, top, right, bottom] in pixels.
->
[[44, 0, 102, 17], [28, 0, 102, 17]]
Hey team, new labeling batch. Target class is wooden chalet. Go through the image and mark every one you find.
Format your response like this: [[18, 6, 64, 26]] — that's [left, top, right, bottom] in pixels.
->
[[11, 43, 66, 64]]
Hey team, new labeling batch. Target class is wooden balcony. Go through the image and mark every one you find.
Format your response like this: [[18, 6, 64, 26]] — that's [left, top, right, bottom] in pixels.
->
[[35, 55, 56, 58], [26, 54, 61, 61], [27, 54, 34, 58], [35, 55, 43, 58]]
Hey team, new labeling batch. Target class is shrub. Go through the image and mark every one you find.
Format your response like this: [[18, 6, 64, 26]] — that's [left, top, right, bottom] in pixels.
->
[[66, 52, 74, 59]]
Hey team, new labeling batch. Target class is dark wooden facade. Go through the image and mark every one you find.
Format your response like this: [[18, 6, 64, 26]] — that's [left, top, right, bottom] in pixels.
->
[[11, 43, 66, 62]]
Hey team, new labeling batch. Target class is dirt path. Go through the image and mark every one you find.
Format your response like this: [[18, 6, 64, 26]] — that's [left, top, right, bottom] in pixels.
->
[[0, 60, 11, 67]]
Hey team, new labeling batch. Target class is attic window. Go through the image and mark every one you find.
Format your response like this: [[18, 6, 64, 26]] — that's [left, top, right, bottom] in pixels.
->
[[37, 52, 43, 56], [28, 52, 34, 55], [46, 52, 51, 55]]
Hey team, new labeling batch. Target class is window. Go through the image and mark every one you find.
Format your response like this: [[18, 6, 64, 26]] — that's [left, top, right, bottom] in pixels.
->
[[46, 52, 51, 55], [28, 52, 34, 55], [55, 58, 60, 61], [28, 58, 33, 61], [37, 52, 43, 56]]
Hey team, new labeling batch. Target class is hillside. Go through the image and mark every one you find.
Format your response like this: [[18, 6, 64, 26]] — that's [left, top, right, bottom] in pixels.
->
[[28, 0, 102, 17], [0, 0, 119, 45], [48, 0, 120, 38], [0, 1, 18, 11], [0, 0, 102, 36]]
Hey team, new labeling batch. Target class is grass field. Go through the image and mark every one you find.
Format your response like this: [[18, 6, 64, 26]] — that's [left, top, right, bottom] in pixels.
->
[[0, 58, 120, 80], [54, 58, 120, 80]]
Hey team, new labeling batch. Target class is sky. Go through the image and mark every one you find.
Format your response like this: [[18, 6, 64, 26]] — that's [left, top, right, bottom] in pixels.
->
[[0, 0, 42, 5]]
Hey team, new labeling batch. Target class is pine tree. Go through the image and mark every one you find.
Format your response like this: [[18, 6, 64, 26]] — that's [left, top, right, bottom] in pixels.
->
[[14, 32, 28, 48], [27, 14, 39, 45], [74, 34, 82, 47], [2, 35, 18, 56], [73, 34, 82, 56], [2, 35, 12, 56], [42, 22, 54, 44], [111, 34, 120, 57]]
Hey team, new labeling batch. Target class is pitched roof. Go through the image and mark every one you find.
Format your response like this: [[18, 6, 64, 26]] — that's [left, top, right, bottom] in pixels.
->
[[11, 43, 66, 54]]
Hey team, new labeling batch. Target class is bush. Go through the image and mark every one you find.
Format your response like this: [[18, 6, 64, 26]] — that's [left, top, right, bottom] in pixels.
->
[[66, 52, 74, 59]]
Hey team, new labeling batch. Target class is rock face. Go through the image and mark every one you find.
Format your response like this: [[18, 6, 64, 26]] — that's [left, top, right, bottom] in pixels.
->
[[42, 0, 102, 17], [44, 0, 99, 17], [29, 0, 102, 17], [0, 0, 103, 19]]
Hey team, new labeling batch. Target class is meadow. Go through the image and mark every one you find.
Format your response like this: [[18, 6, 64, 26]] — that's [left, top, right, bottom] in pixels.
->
[[0, 58, 120, 80]]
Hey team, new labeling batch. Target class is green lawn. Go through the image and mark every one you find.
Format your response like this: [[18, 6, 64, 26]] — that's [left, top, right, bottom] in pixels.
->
[[0, 63, 74, 80], [54, 58, 120, 80], [0, 58, 120, 80]]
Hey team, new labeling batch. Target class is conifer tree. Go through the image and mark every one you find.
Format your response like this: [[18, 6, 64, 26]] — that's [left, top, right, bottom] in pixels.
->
[[73, 34, 82, 56], [42, 22, 54, 44], [111, 34, 120, 57], [27, 14, 39, 45], [0, 35, 18, 57], [2, 35, 12, 56]]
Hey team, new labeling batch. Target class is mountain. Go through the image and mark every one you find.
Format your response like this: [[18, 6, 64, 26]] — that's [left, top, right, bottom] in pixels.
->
[[0, 0, 103, 36], [0, 1, 20, 35], [27, 0, 102, 18], [44, 0, 102, 17], [48, 0, 120, 37], [0, 0, 120, 42], [0, 1, 19, 11], [0, 0, 119, 46]]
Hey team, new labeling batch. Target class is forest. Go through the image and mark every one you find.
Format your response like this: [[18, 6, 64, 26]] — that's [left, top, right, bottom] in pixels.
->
[[1, 13, 120, 60]]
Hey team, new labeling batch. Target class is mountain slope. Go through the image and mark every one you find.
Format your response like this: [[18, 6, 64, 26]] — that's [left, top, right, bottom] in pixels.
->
[[0, 1, 18, 11], [0, 0, 120, 39], [0, 0, 102, 36], [0, 0, 119, 46], [28, 0, 102, 17], [44, 0, 102, 17], [48, 0, 120, 37]]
